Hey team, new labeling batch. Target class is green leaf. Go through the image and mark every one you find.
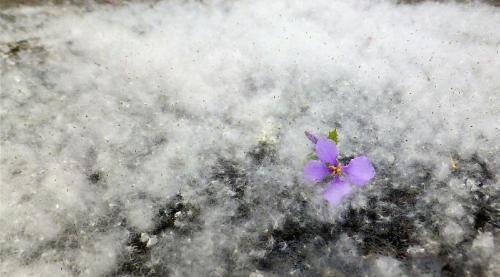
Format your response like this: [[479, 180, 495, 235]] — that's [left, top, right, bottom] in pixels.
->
[[307, 152, 318, 160], [328, 128, 339, 144]]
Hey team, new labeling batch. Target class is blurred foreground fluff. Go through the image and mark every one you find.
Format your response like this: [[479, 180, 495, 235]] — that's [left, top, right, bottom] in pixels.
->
[[1, 0, 499, 276]]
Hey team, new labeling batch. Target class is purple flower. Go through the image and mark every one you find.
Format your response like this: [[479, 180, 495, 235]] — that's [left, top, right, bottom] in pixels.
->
[[304, 136, 375, 205], [304, 131, 319, 144]]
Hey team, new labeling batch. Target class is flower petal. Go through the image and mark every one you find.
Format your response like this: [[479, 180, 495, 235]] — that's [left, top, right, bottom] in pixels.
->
[[304, 160, 330, 182], [323, 178, 353, 205], [344, 156, 375, 186], [315, 138, 338, 165], [304, 131, 319, 144]]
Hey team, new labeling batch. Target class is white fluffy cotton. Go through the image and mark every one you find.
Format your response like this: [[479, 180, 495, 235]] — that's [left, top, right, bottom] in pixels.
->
[[1, 0, 499, 276]]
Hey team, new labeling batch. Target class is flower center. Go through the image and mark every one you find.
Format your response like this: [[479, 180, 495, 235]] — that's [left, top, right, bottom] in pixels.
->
[[328, 164, 343, 176]]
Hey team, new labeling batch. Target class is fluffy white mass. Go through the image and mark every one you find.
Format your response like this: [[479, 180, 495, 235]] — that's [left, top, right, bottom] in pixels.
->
[[0, 0, 499, 276]]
